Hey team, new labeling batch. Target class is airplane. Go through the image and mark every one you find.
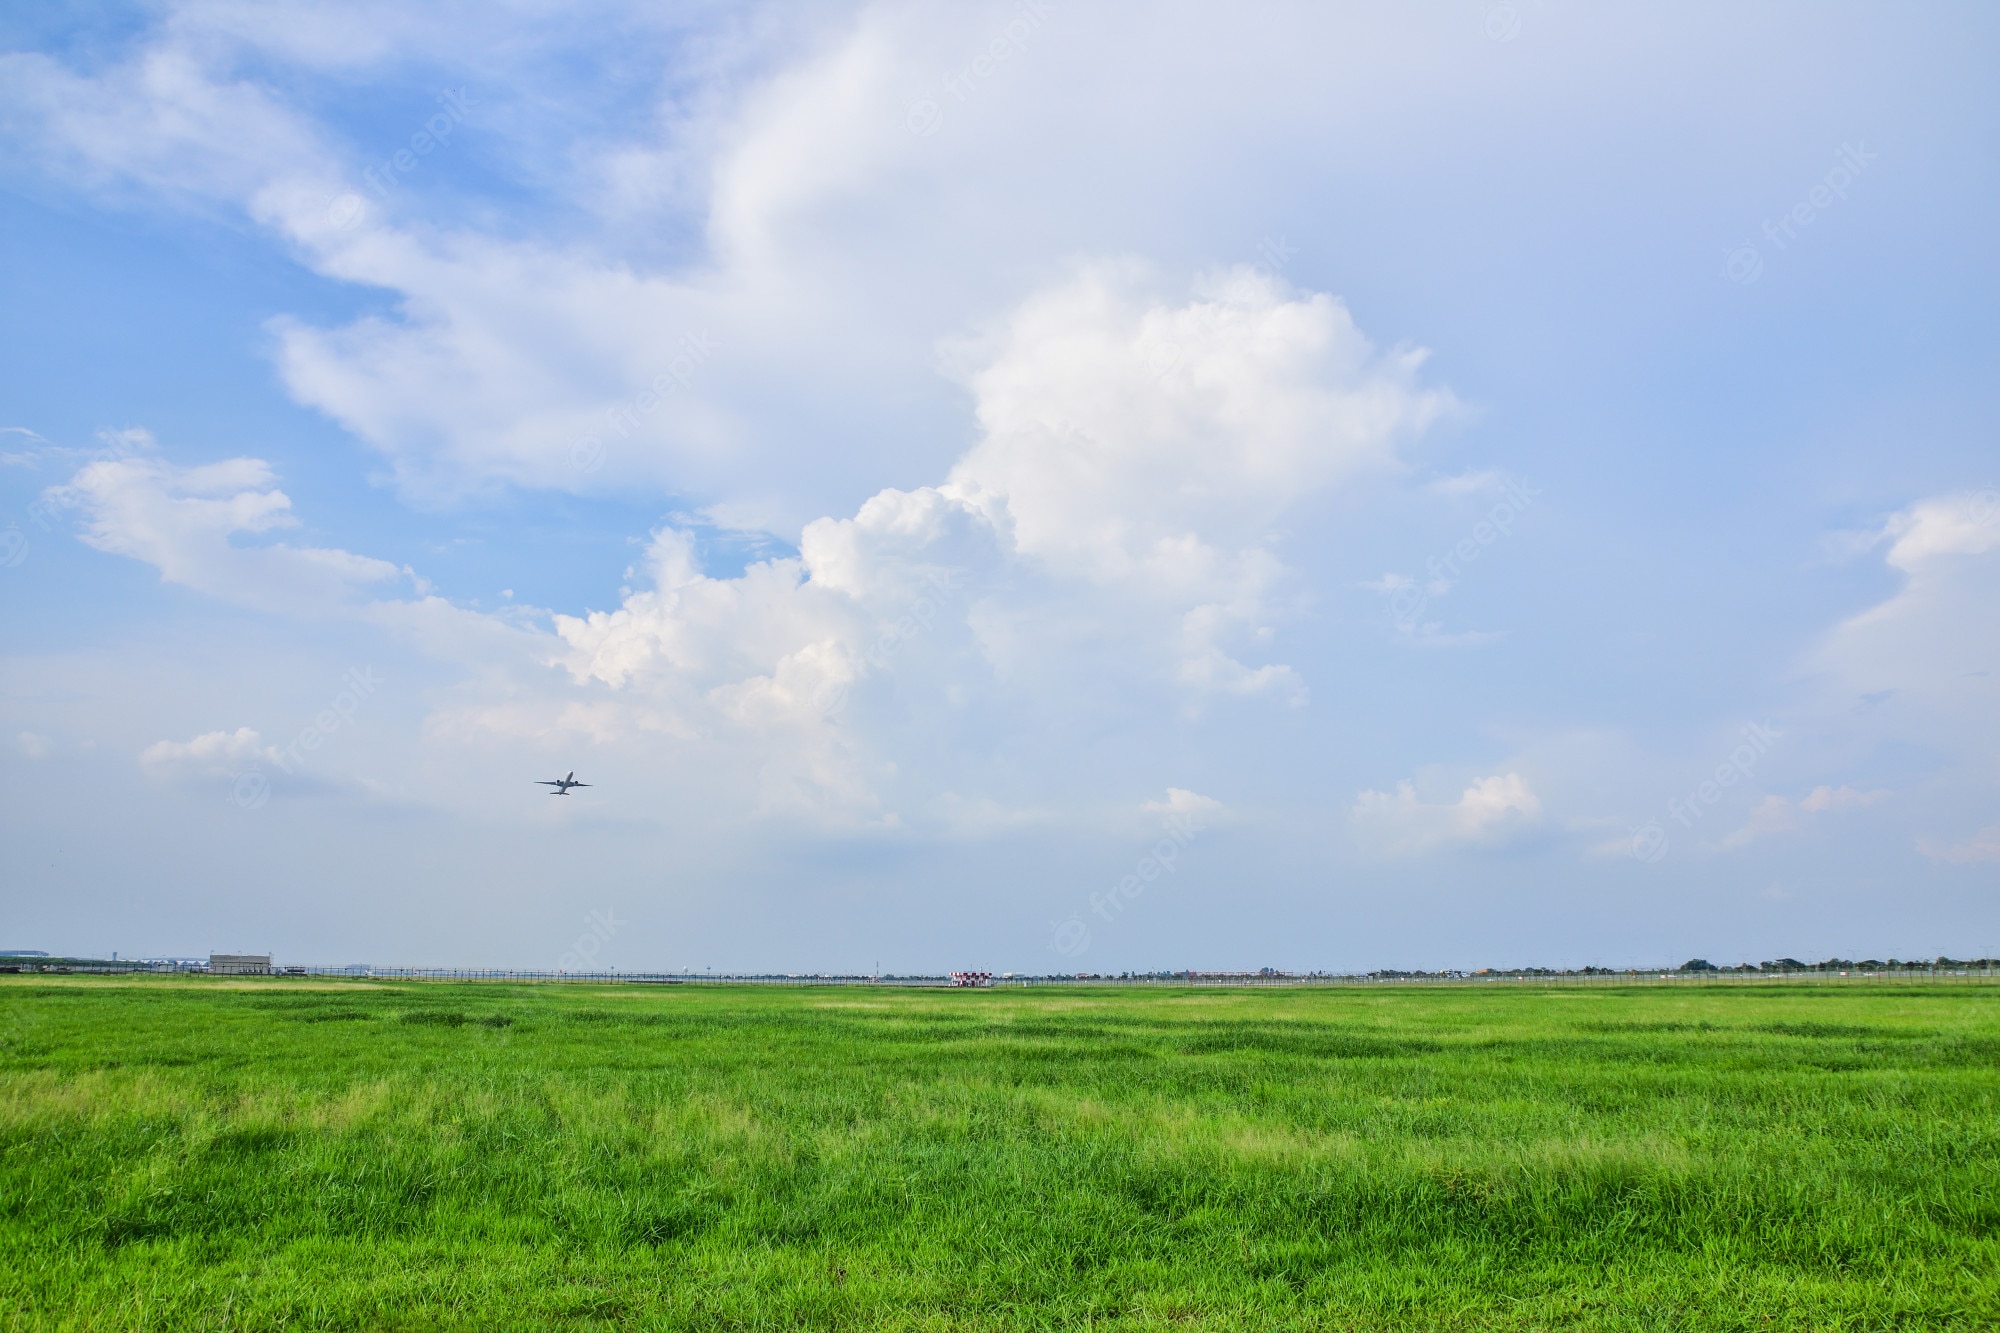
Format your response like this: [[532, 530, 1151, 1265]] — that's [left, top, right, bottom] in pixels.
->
[[537, 771, 592, 795]]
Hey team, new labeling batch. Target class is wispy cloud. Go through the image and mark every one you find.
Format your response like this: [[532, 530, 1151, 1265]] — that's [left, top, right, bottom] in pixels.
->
[[1918, 827, 2000, 865], [1723, 785, 1889, 848]]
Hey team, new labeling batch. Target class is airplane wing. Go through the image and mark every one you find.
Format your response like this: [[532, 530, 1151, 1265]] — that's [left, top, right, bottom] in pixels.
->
[[570, 782, 592, 788], [535, 780, 563, 786]]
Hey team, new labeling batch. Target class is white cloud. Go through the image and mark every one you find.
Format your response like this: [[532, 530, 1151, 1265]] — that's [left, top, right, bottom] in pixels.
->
[[17, 732, 50, 759], [1819, 491, 2000, 688], [1142, 787, 1223, 820], [0, 45, 331, 208], [42, 336, 1403, 827], [1800, 784, 1888, 813], [1353, 771, 1541, 857], [407, 265, 1447, 824], [4, 1, 1481, 521], [552, 267, 1445, 747], [63, 264, 1443, 831], [0, 0, 1992, 971], [1918, 826, 2000, 865], [0, 12, 751, 502], [49, 440, 411, 613], [1882, 490, 2000, 569], [1723, 785, 1889, 848], [1808, 490, 2000, 777], [943, 264, 1451, 573], [140, 726, 281, 777]]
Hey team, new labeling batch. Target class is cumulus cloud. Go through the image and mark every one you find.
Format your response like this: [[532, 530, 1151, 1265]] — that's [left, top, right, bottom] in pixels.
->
[[295, 258, 1445, 826], [45, 298, 1423, 827], [1353, 772, 1541, 857], [943, 264, 1450, 570], [533, 266, 1448, 809], [946, 264, 1450, 697], [96, 258, 1445, 829]]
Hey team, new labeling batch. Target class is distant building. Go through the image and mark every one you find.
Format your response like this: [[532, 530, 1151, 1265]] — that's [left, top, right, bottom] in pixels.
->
[[210, 953, 272, 975]]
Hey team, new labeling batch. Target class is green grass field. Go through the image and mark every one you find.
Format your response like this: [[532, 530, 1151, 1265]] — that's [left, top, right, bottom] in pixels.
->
[[1, 978, 1996, 1330]]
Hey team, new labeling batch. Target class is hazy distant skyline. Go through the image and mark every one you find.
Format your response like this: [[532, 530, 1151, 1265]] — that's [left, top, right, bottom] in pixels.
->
[[2, 2, 1996, 972]]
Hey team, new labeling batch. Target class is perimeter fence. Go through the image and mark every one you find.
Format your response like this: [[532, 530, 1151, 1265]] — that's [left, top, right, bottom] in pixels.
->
[[6, 959, 1997, 988]]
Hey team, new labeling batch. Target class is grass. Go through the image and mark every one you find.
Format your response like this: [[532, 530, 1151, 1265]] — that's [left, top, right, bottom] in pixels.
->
[[1, 978, 1996, 1330]]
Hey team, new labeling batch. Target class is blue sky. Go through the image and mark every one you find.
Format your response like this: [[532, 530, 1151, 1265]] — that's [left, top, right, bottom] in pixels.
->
[[1, 1, 1995, 972]]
